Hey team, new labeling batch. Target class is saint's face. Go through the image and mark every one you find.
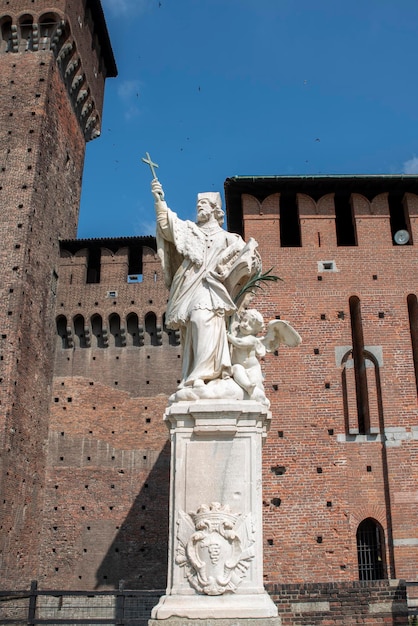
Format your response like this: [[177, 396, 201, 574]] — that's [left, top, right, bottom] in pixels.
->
[[196, 198, 213, 224]]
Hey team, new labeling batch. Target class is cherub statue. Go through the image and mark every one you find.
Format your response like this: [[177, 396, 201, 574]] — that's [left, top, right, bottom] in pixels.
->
[[227, 309, 302, 407]]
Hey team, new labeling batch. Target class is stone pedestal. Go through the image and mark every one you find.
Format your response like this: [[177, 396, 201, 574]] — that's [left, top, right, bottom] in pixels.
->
[[151, 400, 279, 623]]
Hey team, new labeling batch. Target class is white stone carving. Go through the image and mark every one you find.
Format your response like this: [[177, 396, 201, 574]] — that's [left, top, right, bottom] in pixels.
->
[[228, 310, 302, 407], [150, 178, 261, 400], [176, 503, 255, 596], [151, 401, 279, 620]]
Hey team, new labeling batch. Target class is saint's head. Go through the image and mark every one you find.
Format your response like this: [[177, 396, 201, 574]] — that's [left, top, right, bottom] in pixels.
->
[[196, 192, 224, 226]]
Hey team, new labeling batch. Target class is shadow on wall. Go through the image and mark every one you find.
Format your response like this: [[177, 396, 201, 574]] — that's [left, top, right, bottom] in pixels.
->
[[95, 442, 170, 590]]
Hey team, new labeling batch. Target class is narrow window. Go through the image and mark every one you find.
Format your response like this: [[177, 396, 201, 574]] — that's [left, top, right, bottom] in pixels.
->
[[335, 193, 357, 246], [128, 244, 143, 278], [86, 247, 101, 284], [39, 14, 58, 50], [389, 192, 412, 245], [73, 315, 87, 348], [407, 294, 418, 394], [349, 296, 370, 434], [127, 313, 141, 347], [357, 519, 385, 581], [19, 17, 33, 51], [280, 192, 301, 247], [0, 19, 13, 53], [91, 314, 106, 348], [56, 316, 68, 349], [145, 312, 158, 346], [109, 313, 123, 347]]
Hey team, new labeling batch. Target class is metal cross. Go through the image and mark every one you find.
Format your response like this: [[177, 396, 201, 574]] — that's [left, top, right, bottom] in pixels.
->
[[141, 152, 159, 179]]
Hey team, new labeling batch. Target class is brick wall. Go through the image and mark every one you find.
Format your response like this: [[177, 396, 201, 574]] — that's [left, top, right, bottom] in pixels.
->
[[267, 579, 408, 625], [39, 242, 176, 589], [0, 0, 114, 587], [0, 50, 86, 587], [237, 183, 418, 585]]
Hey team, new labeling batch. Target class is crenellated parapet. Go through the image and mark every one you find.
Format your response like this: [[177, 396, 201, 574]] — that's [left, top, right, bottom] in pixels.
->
[[0, 3, 116, 141], [226, 176, 418, 248], [55, 237, 181, 351], [58, 237, 159, 285]]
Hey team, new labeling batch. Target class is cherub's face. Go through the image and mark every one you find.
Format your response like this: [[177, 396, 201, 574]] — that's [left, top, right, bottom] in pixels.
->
[[239, 313, 258, 335]]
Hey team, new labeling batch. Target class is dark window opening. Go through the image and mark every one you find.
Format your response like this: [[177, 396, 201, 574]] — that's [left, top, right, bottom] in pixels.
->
[[39, 14, 59, 50], [109, 313, 124, 347], [357, 519, 385, 581], [1, 19, 13, 53], [349, 296, 370, 434], [127, 313, 141, 347], [145, 312, 158, 346], [335, 193, 357, 246], [19, 18, 33, 51], [128, 245, 143, 275], [280, 192, 301, 247], [389, 192, 412, 245], [73, 315, 87, 348], [86, 247, 101, 284], [407, 294, 418, 394], [91, 314, 106, 348], [56, 316, 68, 349]]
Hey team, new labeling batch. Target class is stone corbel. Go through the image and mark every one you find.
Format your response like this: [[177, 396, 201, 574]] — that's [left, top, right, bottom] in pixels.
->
[[32, 24, 39, 50], [75, 86, 88, 103], [11, 25, 18, 53], [65, 56, 80, 78], [81, 100, 93, 119], [56, 40, 73, 63], [50, 21, 65, 52]]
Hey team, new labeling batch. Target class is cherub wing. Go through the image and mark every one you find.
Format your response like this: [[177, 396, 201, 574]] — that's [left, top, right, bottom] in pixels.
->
[[262, 320, 302, 353]]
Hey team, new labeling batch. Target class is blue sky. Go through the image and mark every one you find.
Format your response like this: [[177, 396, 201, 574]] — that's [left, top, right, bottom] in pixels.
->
[[78, 0, 418, 238]]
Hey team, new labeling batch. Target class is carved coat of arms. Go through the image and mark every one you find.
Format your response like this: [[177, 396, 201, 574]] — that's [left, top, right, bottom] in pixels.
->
[[175, 502, 255, 596]]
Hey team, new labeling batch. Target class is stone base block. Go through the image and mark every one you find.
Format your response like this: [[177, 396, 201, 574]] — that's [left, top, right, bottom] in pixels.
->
[[151, 593, 278, 620], [148, 617, 282, 626]]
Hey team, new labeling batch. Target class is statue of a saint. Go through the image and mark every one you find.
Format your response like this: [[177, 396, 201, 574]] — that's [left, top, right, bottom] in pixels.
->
[[151, 178, 261, 399]]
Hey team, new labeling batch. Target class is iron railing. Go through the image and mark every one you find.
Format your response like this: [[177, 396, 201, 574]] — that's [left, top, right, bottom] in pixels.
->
[[0, 582, 164, 625]]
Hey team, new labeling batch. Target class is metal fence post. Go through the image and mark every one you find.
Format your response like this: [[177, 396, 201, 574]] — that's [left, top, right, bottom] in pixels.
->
[[115, 580, 125, 626], [27, 580, 37, 626]]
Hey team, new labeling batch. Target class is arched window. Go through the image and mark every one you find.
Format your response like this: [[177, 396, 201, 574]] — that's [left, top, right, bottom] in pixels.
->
[[109, 313, 125, 347], [341, 346, 382, 436], [91, 314, 106, 348], [0, 18, 13, 53], [56, 315, 69, 349], [349, 296, 370, 434], [145, 312, 159, 346], [357, 519, 386, 581], [127, 313, 141, 347], [18, 15, 33, 51], [73, 314, 88, 348], [38, 13, 59, 50]]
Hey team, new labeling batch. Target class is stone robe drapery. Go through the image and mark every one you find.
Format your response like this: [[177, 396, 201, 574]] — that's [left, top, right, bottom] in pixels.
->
[[157, 208, 247, 386]]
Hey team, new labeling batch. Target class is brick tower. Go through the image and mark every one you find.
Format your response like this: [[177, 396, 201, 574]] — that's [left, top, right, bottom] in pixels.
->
[[0, 0, 116, 587]]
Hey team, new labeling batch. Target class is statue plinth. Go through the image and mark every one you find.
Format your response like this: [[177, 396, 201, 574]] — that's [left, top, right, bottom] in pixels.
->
[[151, 400, 279, 622]]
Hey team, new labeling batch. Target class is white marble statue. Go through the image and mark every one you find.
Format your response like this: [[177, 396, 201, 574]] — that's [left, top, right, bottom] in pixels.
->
[[228, 309, 302, 407], [143, 153, 300, 405], [148, 174, 261, 402]]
